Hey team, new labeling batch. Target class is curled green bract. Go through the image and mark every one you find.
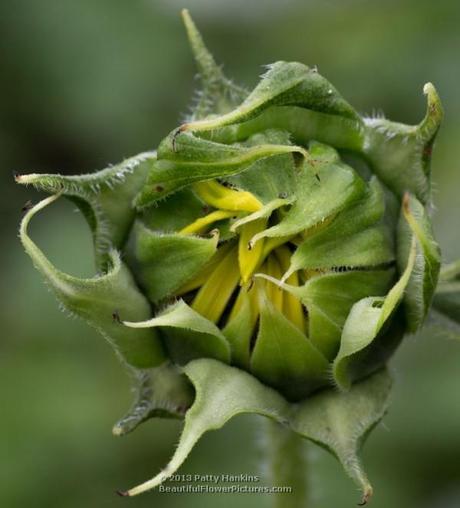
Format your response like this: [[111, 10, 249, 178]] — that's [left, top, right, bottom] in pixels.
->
[[16, 8, 455, 505]]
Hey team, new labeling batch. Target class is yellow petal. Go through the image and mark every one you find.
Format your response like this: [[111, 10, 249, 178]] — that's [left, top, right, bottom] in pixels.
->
[[194, 180, 262, 212], [176, 242, 233, 295], [192, 245, 240, 323], [263, 255, 284, 312], [275, 246, 306, 333], [179, 209, 235, 235]]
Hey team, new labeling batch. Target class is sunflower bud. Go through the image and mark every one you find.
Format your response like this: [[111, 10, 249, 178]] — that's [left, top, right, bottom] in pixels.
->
[[16, 9, 446, 504]]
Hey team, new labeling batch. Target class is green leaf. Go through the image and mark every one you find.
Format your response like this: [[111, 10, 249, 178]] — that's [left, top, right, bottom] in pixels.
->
[[121, 358, 289, 497], [285, 177, 394, 275], [249, 143, 367, 245], [123, 300, 231, 365], [181, 9, 247, 119], [134, 133, 307, 207], [290, 368, 392, 505], [16, 152, 154, 270], [289, 225, 394, 274], [260, 269, 395, 360], [127, 221, 218, 303], [19, 195, 165, 369], [113, 362, 195, 436], [250, 297, 329, 401], [224, 129, 298, 203], [121, 358, 391, 506], [177, 60, 360, 136], [201, 100, 364, 152], [362, 83, 443, 204], [333, 236, 417, 390], [181, 80, 442, 207], [397, 193, 441, 332]]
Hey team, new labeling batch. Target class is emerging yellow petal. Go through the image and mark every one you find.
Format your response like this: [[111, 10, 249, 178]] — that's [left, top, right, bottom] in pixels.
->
[[192, 246, 240, 323], [176, 242, 233, 295], [194, 180, 263, 212], [179, 209, 235, 235], [238, 219, 267, 284], [263, 255, 284, 312], [276, 246, 306, 333]]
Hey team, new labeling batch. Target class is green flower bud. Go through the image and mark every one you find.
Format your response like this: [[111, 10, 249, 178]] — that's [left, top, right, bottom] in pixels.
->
[[16, 9, 452, 505]]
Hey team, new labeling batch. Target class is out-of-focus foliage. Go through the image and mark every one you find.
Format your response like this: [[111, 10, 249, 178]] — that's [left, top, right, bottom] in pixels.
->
[[1, 1, 460, 507]]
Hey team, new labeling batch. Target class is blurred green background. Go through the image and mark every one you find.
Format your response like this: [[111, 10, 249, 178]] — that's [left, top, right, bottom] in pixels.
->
[[1, 1, 460, 507]]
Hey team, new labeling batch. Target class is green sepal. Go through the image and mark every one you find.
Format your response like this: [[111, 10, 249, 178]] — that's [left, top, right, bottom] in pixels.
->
[[202, 102, 364, 152], [122, 358, 391, 506], [290, 225, 394, 274], [362, 83, 443, 204], [290, 367, 392, 505], [16, 152, 154, 270], [250, 298, 329, 401], [397, 193, 441, 332], [134, 134, 306, 207], [333, 236, 417, 390], [123, 300, 231, 365], [286, 177, 394, 274], [177, 60, 360, 136], [19, 195, 165, 369], [183, 79, 442, 206], [181, 9, 247, 119], [250, 143, 367, 245], [113, 362, 195, 436], [224, 129, 297, 204], [433, 260, 460, 325], [260, 269, 395, 360], [127, 221, 218, 303]]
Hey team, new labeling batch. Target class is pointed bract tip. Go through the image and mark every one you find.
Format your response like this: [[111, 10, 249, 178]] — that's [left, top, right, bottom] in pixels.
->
[[423, 82, 442, 113], [116, 489, 129, 497], [357, 485, 373, 506], [14, 173, 39, 185], [181, 8, 198, 38], [423, 82, 434, 96], [112, 425, 123, 437], [181, 8, 190, 22], [418, 82, 443, 139]]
